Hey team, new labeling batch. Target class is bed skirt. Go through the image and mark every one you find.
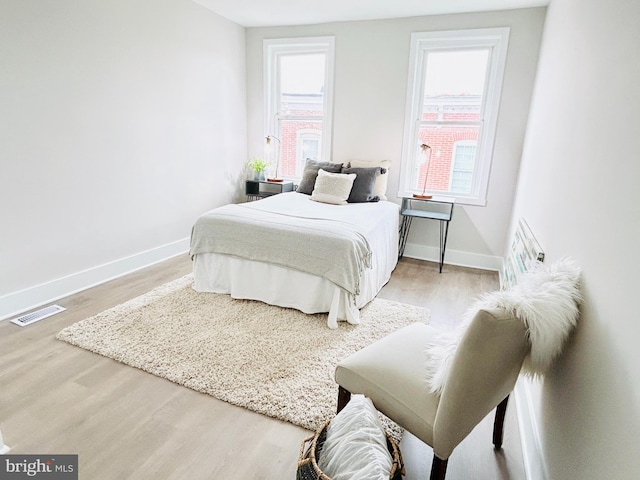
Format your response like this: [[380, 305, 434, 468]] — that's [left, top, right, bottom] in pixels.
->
[[192, 252, 395, 329]]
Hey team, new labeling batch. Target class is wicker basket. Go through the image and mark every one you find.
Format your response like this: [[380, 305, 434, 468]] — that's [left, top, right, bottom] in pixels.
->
[[296, 420, 404, 480]]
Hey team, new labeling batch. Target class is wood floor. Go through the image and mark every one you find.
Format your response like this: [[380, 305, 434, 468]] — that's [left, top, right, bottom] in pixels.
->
[[0, 255, 525, 480]]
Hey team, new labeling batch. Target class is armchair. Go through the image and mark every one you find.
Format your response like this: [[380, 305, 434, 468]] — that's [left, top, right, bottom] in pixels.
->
[[335, 308, 529, 480]]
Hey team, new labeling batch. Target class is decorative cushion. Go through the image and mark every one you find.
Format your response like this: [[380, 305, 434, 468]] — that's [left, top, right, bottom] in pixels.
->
[[311, 169, 356, 205], [318, 394, 392, 480], [341, 167, 384, 203], [348, 159, 391, 200], [297, 159, 343, 195]]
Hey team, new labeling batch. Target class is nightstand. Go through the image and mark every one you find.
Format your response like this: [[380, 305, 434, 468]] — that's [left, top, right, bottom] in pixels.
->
[[245, 180, 294, 201], [399, 196, 455, 273]]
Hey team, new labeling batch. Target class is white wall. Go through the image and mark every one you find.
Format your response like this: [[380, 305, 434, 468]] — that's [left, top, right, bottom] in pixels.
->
[[509, 0, 640, 477], [245, 8, 546, 270], [0, 0, 247, 318]]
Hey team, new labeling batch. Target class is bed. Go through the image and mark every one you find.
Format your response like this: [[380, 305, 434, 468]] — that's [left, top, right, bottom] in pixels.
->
[[189, 191, 400, 328]]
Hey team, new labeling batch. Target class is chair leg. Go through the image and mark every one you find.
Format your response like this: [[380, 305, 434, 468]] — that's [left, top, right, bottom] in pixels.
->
[[337, 386, 351, 413], [430, 456, 448, 480], [493, 395, 510, 449]]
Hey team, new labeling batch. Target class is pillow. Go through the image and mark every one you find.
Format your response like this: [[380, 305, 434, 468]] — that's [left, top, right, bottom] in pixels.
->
[[297, 159, 343, 195], [348, 159, 391, 200], [318, 395, 392, 480], [311, 169, 356, 205], [342, 166, 384, 203]]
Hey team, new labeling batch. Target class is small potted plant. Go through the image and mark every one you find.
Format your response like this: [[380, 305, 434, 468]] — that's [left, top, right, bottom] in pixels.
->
[[247, 157, 271, 181]]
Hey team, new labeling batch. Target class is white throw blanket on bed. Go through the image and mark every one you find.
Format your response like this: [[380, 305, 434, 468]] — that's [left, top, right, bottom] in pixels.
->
[[190, 196, 373, 298]]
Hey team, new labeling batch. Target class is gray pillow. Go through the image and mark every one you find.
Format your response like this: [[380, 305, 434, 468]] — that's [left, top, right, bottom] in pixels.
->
[[341, 167, 384, 203], [297, 159, 343, 195]]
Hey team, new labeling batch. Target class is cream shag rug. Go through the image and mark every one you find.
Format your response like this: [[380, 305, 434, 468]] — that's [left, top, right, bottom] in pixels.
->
[[57, 275, 429, 432]]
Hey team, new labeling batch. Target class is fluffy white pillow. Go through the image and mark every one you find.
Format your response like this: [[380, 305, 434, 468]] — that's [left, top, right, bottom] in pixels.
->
[[318, 395, 392, 480], [425, 258, 583, 394], [348, 159, 391, 200], [311, 169, 356, 205]]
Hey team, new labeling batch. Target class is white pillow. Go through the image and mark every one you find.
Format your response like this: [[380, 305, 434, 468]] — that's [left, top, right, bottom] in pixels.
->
[[311, 169, 356, 205], [348, 159, 391, 200], [318, 395, 392, 480]]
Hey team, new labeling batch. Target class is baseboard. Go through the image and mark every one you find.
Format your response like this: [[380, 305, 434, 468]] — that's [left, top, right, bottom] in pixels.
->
[[0, 238, 190, 322], [514, 377, 548, 480], [401, 242, 502, 272]]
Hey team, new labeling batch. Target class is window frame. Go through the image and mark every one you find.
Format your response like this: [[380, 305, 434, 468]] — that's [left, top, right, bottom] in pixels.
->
[[263, 36, 335, 179], [398, 28, 510, 206]]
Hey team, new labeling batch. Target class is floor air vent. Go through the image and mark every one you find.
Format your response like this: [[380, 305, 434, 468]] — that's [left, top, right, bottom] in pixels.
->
[[11, 304, 66, 327]]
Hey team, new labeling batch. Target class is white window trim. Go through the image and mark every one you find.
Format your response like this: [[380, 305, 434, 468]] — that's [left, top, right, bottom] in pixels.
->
[[397, 28, 510, 206], [263, 37, 335, 176]]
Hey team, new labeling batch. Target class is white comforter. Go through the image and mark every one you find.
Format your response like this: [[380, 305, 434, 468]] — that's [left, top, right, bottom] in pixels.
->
[[190, 193, 373, 298], [191, 192, 400, 328]]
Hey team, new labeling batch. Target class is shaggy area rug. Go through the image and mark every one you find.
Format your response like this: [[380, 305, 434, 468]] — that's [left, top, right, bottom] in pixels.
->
[[57, 275, 429, 433]]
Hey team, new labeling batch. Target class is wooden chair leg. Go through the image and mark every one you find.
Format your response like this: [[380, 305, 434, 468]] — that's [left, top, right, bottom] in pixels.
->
[[337, 386, 351, 413], [430, 456, 448, 480], [493, 395, 510, 449]]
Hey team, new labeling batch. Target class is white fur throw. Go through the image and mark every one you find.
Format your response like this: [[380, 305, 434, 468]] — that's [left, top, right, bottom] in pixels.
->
[[425, 258, 583, 394]]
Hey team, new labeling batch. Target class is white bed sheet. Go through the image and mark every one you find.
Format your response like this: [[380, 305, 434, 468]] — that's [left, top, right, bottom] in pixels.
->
[[192, 192, 399, 328]]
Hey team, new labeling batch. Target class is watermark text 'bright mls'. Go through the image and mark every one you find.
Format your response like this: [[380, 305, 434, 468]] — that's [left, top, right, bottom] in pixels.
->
[[0, 455, 77, 479]]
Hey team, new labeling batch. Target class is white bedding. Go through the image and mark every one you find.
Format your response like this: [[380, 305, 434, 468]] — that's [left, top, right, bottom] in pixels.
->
[[192, 192, 399, 328]]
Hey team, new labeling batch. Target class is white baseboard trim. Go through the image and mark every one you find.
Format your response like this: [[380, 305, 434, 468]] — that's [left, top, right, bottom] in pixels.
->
[[514, 377, 548, 480], [0, 238, 190, 322], [401, 242, 502, 272]]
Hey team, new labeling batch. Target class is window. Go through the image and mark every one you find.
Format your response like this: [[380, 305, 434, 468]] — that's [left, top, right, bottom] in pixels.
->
[[296, 130, 321, 172], [398, 28, 510, 205], [450, 141, 477, 194], [264, 37, 335, 178]]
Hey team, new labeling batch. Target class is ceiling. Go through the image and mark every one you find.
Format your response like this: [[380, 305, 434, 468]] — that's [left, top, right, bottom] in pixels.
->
[[192, 0, 549, 28]]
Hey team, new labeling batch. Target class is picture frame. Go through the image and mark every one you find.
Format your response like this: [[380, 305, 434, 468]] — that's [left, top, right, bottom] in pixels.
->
[[502, 218, 545, 289]]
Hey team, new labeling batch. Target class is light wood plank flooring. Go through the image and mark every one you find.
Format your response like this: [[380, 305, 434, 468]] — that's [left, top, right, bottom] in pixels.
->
[[0, 256, 525, 480]]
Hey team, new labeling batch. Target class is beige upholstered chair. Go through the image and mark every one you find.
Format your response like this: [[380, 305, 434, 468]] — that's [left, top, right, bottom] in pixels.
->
[[335, 308, 530, 480]]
